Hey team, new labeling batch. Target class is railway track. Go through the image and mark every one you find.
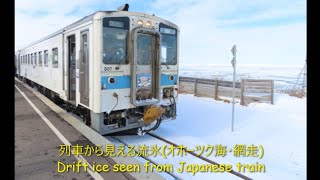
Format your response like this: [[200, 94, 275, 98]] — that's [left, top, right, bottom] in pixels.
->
[[110, 136, 183, 180], [146, 133, 252, 180], [109, 133, 252, 180]]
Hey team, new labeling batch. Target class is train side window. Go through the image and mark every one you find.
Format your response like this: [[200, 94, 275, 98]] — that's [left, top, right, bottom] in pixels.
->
[[34, 53, 37, 66], [52, 48, 58, 68], [44, 50, 48, 67], [28, 54, 30, 64], [31, 54, 34, 65], [39, 51, 42, 67]]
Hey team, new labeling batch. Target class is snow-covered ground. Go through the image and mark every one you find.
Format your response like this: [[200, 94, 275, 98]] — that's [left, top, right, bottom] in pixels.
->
[[105, 65, 306, 179], [108, 93, 306, 180]]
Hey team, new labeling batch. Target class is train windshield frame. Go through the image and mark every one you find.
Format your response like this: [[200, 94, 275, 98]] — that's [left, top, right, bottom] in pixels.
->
[[102, 17, 129, 65], [159, 23, 177, 65]]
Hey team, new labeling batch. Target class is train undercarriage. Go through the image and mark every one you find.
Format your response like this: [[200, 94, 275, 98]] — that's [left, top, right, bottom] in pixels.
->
[[17, 76, 177, 136]]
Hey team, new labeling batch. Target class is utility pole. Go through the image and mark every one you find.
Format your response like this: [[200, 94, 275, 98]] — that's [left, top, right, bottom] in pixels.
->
[[231, 45, 237, 132], [291, 59, 306, 96]]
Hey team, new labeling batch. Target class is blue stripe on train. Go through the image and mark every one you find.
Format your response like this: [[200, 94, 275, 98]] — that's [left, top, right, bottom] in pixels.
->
[[101, 76, 131, 89], [101, 74, 178, 90], [161, 74, 178, 86]]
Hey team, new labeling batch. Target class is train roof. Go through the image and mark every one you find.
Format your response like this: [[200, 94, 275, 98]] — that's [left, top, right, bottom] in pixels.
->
[[19, 11, 178, 51]]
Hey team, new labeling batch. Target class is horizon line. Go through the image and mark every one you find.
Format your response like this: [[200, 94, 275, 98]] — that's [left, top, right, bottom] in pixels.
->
[[180, 63, 304, 67]]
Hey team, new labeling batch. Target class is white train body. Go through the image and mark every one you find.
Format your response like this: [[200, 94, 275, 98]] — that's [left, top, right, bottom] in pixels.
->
[[15, 9, 179, 135]]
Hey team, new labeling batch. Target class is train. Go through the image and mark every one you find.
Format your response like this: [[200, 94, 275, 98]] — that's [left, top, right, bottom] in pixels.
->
[[15, 4, 179, 135]]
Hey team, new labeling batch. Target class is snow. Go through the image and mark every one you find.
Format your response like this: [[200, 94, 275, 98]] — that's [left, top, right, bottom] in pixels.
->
[[109, 93, 306, 180], [104, 65, 306, 179]]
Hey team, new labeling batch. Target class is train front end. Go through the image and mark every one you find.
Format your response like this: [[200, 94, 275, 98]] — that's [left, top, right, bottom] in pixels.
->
[[93, 11, 179, 135]]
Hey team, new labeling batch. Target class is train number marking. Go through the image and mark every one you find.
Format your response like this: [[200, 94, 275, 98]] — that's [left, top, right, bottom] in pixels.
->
[[104, 67, 112, 71]]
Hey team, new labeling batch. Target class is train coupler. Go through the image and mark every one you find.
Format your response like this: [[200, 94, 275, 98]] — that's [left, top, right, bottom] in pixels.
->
[[143, 106, 165, 124]]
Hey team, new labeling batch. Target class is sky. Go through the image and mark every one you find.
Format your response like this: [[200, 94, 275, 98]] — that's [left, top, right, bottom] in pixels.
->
[[15, 0, 306, 65]]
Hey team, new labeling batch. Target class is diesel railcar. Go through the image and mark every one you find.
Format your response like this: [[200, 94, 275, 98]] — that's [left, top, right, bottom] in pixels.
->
[[15, 4, 179, 135]]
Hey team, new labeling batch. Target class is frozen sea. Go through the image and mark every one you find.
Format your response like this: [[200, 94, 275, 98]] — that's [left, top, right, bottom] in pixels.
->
[[179, 64, 306, 91]]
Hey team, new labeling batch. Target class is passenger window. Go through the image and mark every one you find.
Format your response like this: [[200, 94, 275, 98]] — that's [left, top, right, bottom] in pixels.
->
[[34, 53, 37, 66], [52, 48, 58, 68], [28, 54, 30, 64], [39, 52, 42, 67], [82, 35, 87, 64], [44, 50, 48, 67]]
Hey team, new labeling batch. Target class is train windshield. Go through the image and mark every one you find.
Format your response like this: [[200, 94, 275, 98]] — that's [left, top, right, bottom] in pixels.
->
[[102, 17, 129, 64], [159, 23, 177, 65]]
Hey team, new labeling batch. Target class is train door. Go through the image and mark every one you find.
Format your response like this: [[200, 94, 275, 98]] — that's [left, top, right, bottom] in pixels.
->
[[131, 29, 161, 106], [16, 54, 21, 75], [80, 31, 89, 106], [67, 35, 76, 101], [19, 55, 21, 75]]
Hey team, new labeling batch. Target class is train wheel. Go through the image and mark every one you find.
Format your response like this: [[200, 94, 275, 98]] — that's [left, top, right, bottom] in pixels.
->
[[82, 109, 91, 126], [50, 91, 55, 101]]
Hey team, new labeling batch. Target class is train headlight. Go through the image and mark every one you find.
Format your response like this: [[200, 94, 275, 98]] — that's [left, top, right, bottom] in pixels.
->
[[108, 77, 116, 84], [146, 21, 151, 28], [137, 19, 143, 26]]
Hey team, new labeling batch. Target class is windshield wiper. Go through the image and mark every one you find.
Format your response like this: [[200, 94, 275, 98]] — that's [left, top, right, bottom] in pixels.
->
[[167, 56, 176, 65], [161, 56, 176, 69], [161, 56, 170, 69], [116, 55, 128, 69]]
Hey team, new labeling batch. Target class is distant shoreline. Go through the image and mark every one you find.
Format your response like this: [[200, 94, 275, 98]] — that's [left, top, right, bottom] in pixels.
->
[[180, 64, 304, 67]]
